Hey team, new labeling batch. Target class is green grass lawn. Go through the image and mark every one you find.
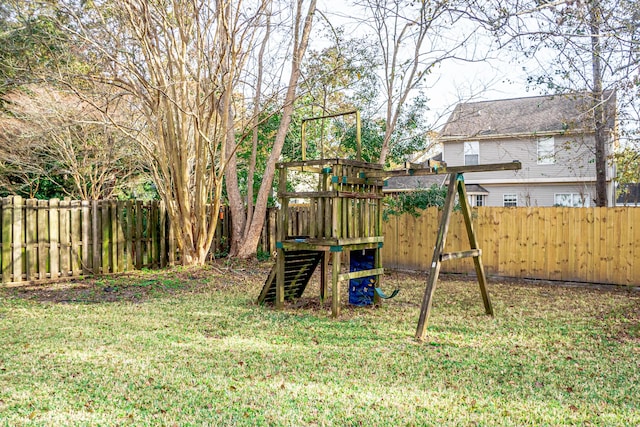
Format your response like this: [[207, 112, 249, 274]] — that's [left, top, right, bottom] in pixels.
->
[[1, 262, 638, 426]]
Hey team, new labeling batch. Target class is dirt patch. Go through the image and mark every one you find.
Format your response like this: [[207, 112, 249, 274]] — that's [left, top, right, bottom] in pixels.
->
[[0, 261, 272, 305]]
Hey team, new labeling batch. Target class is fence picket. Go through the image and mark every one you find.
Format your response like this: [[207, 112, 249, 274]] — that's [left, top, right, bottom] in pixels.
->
[[59, 199, 71, 277], [1, 200, 639, 287], [71, 201, 82, 276], [82, 201, 91, 274], [37, 200, 49, 280], [2, 198, 12, 282], [12, 196, 24, 282]]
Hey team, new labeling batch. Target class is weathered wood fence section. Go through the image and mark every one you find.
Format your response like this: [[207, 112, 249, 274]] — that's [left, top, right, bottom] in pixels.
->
[[3, 198, 639, 286], [382, 206, 640, 286], [0, 197, 231, 284]]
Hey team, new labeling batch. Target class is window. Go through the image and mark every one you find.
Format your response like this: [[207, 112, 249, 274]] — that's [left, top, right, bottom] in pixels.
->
[[464, 141, 479, 165], [503, 194, 517, 207], [537, 137, 555, 165], [555, 193, 589, 207], [468, 194, 485, 207]]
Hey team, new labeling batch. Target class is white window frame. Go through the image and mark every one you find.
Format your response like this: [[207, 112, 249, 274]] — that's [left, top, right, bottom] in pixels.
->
[[503, 194, 517, 207], [464, 141, 479, 166], [554, 193, 590, 207], [468, 194, 485, 207], [537, 137, 555, 165]]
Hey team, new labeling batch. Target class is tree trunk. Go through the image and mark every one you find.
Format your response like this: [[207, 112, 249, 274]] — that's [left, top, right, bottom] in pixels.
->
[[590, 1, 608, 207], [229, 0, 317, 258]]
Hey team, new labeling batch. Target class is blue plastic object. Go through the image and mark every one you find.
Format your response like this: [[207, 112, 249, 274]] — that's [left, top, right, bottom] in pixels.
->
[[349, 250, 376, 306]]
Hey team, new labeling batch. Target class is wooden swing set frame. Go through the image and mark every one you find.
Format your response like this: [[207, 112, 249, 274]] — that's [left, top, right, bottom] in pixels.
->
[[258, 110, 522, 339]]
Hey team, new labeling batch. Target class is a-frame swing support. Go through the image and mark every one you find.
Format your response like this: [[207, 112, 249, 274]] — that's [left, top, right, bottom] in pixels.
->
[[411, 161, 522, 341]]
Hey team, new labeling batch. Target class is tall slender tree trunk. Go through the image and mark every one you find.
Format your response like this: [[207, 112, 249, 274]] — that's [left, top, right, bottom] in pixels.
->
[[590, 0, 608, 207], [229, 0, 317, 258]]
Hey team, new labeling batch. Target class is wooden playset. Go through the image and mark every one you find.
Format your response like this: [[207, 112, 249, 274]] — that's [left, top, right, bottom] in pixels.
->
[[257, 111, 521, 338]]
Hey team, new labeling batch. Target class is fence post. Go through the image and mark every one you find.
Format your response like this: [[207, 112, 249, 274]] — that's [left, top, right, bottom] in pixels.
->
[[135, 201, 143, 269], [71, 201, 82, 276], [37, 199, 49, 280], [2, 197, 13, 283], [159, 201, 167, 267], [25, 199, 38, 281], [81, 201, 91, 274], [125, 200, 133, 271], [48, 199, 60, 280], [116, 202, 125, 273], [12, 196, 24, 283], [59, 198, 71, 277], [92, 200, 100, 274], [101, 201, 110, 274]]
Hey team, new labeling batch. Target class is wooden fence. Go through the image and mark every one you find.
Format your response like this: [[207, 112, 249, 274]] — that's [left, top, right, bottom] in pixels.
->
[[0, 197, 231, 284], [382, 206, 640, 286], [2, 197, 639, 286]]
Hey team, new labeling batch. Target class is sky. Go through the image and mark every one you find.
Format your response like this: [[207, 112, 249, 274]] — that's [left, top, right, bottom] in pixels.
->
[[316, 0, 541, 130]]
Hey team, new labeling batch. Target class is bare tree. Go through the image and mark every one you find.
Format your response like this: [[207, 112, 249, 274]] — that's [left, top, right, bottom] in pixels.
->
[[225, 0, 317, 258], [355, 0, 494, 165], [48, 0, 319, 265], [0, 85, 139, 199], [474, 0, 640, 206]]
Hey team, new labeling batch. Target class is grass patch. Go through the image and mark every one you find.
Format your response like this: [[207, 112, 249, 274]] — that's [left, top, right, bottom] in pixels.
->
[[0, 263, 638, 426]]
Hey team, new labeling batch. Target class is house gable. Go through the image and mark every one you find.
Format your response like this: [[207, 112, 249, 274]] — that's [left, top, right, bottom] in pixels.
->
[[439, 92, 617, 206]]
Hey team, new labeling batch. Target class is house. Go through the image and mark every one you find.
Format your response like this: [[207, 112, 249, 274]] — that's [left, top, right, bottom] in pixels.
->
[[439, 92, 617, 207], [616, 183, 640, 206]]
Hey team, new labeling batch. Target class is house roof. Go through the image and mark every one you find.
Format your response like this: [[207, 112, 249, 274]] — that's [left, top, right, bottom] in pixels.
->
[[440, 91, 616, 140]]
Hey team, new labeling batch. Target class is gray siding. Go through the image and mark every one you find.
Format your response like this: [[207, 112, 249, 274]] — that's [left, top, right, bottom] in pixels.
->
[[481, 183, 597, 207], [442, 135, 597, 182]]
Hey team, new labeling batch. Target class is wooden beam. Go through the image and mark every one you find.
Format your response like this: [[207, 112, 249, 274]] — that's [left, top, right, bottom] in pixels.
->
[[440, 249, 481, 262], [279, 191, 385, 200], [415, 176, 458, 340], [278, 158, 384, 169], [366, 161, 522, 178], [456, 177, 493, 316], [337, 268, 384, 281]]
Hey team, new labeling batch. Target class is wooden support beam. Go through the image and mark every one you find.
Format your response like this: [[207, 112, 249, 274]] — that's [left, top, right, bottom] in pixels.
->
[[279, 191, 385, 200], [332, 251, 342, 317], [456, 176, 493, 316], [366, 161, 522, 178], [415, 176, 458, 340], [337, 268, 384, 282], [278, 158, 384, 169], [415, 172, 495, 340], [440, 249, 481, 262]]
